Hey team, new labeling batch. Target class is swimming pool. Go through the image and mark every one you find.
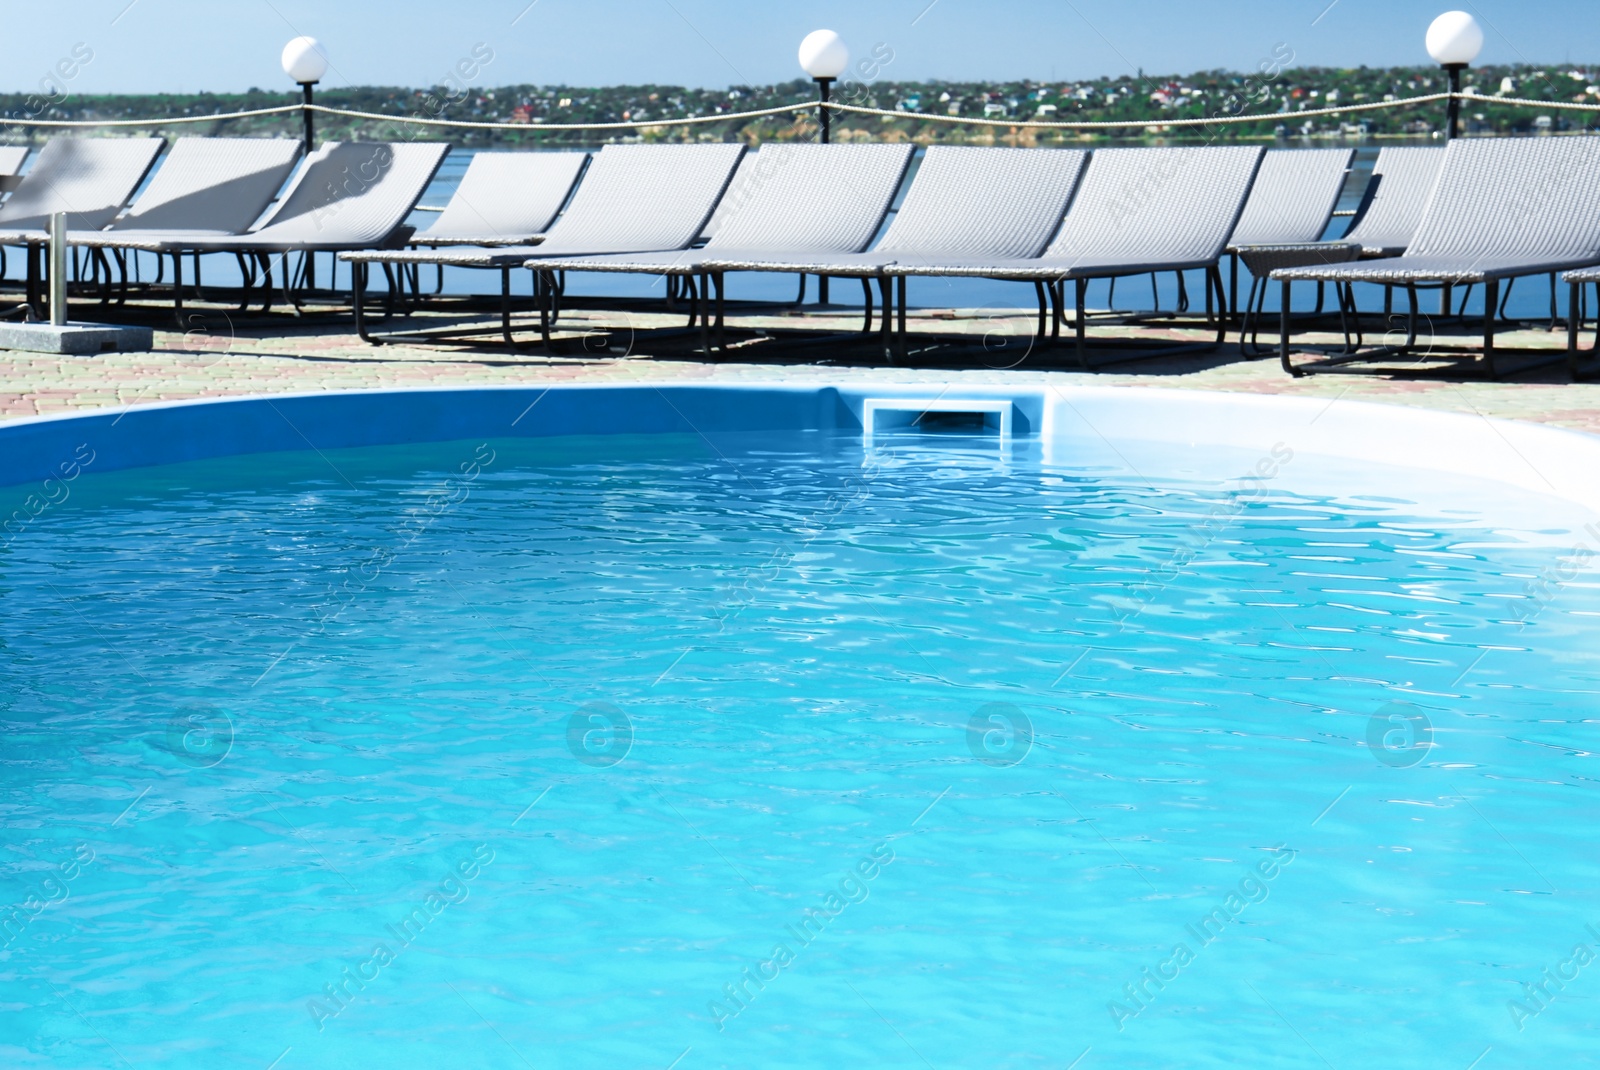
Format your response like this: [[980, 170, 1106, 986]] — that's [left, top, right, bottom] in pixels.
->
[[2, 385, 1597, 1068]]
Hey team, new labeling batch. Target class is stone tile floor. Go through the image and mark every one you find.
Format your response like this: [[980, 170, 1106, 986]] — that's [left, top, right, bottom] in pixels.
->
[[4, 301, 1598, 434]]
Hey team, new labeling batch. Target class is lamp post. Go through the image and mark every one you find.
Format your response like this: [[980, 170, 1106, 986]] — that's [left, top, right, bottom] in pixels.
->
[[1425, 11, 1483, 141], [281, 36, 329, 156], [798, 29, 848, 142], [798, 30, 848, 304], [282, 36, 329, 288]]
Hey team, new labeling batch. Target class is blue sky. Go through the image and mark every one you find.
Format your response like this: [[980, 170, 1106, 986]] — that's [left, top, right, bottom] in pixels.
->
[[1, 0, 1594, 95]]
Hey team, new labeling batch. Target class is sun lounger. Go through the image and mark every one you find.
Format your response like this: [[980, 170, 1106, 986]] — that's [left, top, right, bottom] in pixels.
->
[[876, 145, 1265, 367], [59, 141, 449, 317], [389, 150, 589, 303], [79, 141, 449, 253], [0, 137, 164, 307], [1275, 136, 1600, 378], [340, 142, 746, 345], [523, 142, 915, 345], [1231, 145, 1445, 353], [17, 136, 302, 312], [1222, 147, 1353, 313], [11, 137, 304, 247], [0, 137, 164, 235], [1228, 148, 1354, 249], [411, 151, 588, 247], [696, 144, 1089, 350]]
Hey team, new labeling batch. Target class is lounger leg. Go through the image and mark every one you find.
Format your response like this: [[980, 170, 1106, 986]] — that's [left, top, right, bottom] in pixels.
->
[[1403, 285, 1419, 353], [1279, 279, 1300, 376], [1336, 282, 1361, 354], [877, 276, 893, 359], [1592, 282, 1600, 357], [1440, 283, 1452, 318], [500, 266, 518, 349], [860, 276, 873, 334], [1206, 265, 1221, 341], [1239, 276, 1262, 357], [94, 250, 111, 306], [1075, 278, 1089, 370], [538, 270, 554, 350], [375, 264, 395, 322], [1034, 281, 1047, 342], [714, 271, 727, 354], [171, 251, 184, 327], [819, 275, 829, 306], [229, 254, 246, 312], [1483, 278, 1499, 380], [682, 274, 698, 329], [794, 273, 807, 307], [698, 273, 711, 354], [896, 275, 907, 362], [25, 244, 41, 316], [354, 262, 381, 345], [1568, 281, 1584, 379], [261, 255, 277, 315], [1229, 255, 1239, 327]]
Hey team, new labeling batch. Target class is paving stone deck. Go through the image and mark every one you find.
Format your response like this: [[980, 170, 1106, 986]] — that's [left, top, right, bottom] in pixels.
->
[[3, 303, 1598, 434]]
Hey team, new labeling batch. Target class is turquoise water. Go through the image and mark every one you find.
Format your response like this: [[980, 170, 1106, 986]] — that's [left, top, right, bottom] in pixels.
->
[[2, 430, 1598, 1068]]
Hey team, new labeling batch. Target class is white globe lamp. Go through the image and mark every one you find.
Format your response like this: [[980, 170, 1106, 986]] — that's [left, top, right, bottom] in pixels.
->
[[281, 37, 328, 155], [281, 36, 329, 85], [798, 29, 849, 80], [798, 30, 848, 147], [1425, 12, 1482, 139]]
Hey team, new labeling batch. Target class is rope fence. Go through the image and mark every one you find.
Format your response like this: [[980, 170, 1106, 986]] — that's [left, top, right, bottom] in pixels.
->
[[1, 91, 1598, 133]]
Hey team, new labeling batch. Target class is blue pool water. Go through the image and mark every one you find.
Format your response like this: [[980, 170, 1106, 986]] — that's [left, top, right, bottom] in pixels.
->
[[2, 429, 1598, 1068]]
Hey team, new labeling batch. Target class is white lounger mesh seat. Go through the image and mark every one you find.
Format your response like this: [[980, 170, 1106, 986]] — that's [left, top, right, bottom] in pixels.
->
[[54, 137, 303, 245], [341, 142, 746, 271], [1230, 146, 1445, 355], [71, 142, 450, 253], [0, 137, 164, 235], [877, 145, 1264, 367], [339, 143, 746, 345], [699, 145, 1090, 277], [1333, 145, 1447, 258], [411, 151, 588, 247], [884, 146, 1264, 280], [0, 147, 29, 176], [528, 142, 915, 276], [1222, 147, 1352, 316], [1274, 138, 1600, 285], [1273, 136, 1600, 377], [1227, 148, 1353, 250], [1232, 145, 1447, 278], [519, 143, 914, 348]]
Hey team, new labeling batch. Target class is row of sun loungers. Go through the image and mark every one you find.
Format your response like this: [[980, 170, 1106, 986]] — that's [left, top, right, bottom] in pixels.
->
[[4, 133, 1600, 378]]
